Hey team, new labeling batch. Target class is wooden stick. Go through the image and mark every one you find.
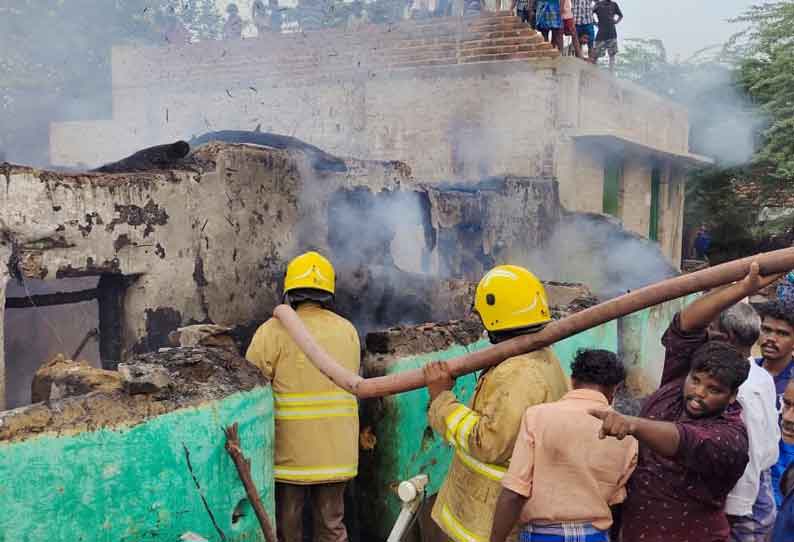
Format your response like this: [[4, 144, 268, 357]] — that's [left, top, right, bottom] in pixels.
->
[[224, 423, 278, 542], [71, 328, 98, 360], [274, 247, 794, 398]]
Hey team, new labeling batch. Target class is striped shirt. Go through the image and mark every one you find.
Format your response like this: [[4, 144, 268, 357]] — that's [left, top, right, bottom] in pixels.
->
[[572, 0, 594, 24]]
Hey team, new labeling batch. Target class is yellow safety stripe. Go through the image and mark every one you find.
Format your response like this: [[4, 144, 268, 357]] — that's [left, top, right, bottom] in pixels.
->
[[440, 504, 485, 542], [273, 391, 358, 420], [274, 391, 357, 407], [274, 464, 358, 482], [455, 412, 479, 452], [274, 405, 358, 420], [444, 405, 473, 443], [454, 449, 506, 482], [443, 404, 504, 481]]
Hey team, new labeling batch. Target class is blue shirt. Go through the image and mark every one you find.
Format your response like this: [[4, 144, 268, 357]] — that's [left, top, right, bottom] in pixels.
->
[[772, 441, 794, 507], [771, 473, 793, 542], [755, 357, 794, 410]]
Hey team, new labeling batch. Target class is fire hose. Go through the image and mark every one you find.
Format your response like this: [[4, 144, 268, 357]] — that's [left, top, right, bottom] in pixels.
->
[[274, 247, 794, 399]]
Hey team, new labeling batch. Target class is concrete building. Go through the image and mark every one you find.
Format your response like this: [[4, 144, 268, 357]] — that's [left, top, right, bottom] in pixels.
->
[[49, 13, 710, 266]]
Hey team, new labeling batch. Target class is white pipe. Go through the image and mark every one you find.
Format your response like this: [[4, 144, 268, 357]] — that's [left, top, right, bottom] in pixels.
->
[[386, 474, 429, 542]]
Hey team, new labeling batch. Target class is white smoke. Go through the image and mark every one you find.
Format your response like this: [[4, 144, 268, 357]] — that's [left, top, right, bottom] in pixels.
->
[[525, 213, 679, 299]]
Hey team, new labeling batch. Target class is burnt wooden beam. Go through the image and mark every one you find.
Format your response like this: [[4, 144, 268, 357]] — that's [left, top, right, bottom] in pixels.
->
[[97, 275, 126, 370], [4, 288, 99, 309]]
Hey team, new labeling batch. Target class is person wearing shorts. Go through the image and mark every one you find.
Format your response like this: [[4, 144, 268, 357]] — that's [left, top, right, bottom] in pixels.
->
[[534, 0, 563, 51], [561, 0, 581, 57], [514, 0, 535, 26], [592, 0, 622, 70], [572, 0, 595, 57]]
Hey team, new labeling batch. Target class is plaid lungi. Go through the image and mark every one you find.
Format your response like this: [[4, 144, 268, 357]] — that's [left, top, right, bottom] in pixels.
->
[[519, 523, 609, 542], [535, 0, 561, 29]]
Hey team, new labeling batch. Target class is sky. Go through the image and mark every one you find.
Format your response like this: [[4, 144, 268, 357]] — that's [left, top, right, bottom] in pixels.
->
[[618, 0, 755, 59]]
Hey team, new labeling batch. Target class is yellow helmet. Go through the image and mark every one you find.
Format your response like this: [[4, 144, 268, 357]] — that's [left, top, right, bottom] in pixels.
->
[[284, 251, 335, 295], [474, 265, 551, 332]]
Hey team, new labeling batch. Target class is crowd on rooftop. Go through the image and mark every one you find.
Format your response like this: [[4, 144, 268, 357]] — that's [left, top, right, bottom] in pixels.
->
[[162, 0, 624, 70]]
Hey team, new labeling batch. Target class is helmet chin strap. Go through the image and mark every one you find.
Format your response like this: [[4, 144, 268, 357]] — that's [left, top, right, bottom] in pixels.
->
[[283, 288, 335, 309], [487, 322, 547, 344]]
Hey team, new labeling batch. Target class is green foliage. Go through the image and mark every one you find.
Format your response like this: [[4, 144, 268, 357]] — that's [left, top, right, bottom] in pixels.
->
[[729, 1, 794, 181], [617, 4, 794, 260]]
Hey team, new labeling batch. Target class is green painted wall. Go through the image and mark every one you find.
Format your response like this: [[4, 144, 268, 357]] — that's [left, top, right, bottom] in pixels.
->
[[551, 320, 619, 375], [0, 388, 274, 542], [619, 295, 698, 386]]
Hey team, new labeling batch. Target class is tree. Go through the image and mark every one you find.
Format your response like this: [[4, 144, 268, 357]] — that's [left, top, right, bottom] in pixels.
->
[[729, 1, 794, 182], [615, 10, 794, 262]]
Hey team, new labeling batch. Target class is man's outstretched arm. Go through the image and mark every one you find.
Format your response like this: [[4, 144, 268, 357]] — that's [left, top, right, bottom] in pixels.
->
[[679, 262, 781, 333], [588, 409, 679, 458]]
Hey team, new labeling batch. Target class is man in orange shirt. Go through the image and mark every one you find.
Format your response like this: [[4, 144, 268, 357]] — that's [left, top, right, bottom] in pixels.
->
[[490, 349, 638, 542]]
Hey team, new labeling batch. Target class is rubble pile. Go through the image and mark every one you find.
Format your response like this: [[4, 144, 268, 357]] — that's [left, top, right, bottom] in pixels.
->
[[0, 345, 265, 443]]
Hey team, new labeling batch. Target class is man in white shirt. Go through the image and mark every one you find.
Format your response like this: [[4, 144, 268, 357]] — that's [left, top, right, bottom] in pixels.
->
[[710, 303, 780, 541]]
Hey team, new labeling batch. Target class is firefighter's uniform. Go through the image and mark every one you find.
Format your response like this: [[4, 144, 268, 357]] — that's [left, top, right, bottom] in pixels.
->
[[246, 252, 360, 542], [428, 265, 570, 542]]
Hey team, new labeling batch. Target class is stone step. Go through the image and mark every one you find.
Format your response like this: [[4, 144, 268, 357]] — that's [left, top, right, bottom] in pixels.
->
[[467, 16, 527, 29], [460, 51, 541, 63], [468, 28, 539, 39], [459, 43, 547, 57], [459, 36, 539, 49]]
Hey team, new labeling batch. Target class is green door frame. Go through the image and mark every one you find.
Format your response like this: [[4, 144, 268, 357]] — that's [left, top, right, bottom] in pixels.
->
[[649, 165, 661, 241], [603, 155, 622, 217]]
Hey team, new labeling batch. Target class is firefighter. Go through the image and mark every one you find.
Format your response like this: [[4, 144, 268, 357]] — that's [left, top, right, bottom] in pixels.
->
[[423, 265, 569, 542], [246, 251, 360, 542]]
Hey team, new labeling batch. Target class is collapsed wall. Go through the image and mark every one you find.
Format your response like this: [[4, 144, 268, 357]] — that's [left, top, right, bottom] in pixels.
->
[[0, 345, 274, 542], [1, 141, 567, 409]]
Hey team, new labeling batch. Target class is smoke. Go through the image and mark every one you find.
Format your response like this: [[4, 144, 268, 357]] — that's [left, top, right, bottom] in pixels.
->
[[524, 213, 679, 299], [676, 63, 765, 166], [292, 162, 440, 334]]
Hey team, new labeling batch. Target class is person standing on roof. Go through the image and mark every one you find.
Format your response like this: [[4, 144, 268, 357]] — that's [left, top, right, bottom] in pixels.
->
[[588, 263, 781, 542], [422, 265, 569, 542], [246, 252, 360, 542], [534, 0, 563, 51], [252, 0, 270, 36], [591, 0, 622, 70], [223, 3, 244, 40], [572, 0, 595, 58]]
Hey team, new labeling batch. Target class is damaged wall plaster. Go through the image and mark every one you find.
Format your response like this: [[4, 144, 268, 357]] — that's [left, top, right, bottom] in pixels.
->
[[1, 143, 570, 404]]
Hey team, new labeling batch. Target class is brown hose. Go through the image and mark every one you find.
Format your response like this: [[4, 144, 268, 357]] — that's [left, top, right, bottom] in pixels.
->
[[274, 247, 794, 399]]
